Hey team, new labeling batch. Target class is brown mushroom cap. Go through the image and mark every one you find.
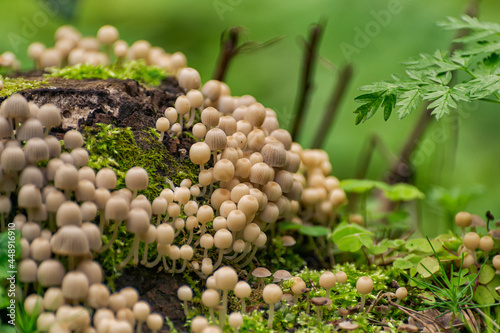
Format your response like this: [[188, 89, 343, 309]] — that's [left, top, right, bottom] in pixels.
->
[[282, 235, 296, 247], [252, 267, 272, 279], [273, 269, 292, 283], [338, 321, 359, 331], [311, 297, 332, 306]]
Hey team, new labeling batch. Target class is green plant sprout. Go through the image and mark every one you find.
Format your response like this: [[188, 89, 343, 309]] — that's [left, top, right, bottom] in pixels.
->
[[405, 237, 493, 328], [354, 15, 500, 124]]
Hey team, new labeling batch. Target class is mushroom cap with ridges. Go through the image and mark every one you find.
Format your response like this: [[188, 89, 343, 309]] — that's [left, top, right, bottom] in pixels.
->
[[252, 267, 271, 279], [3, 93, 30, 119], [81, 221, 102, 250], [95, 168, 117, 190], [62, 271, 89, 301], [263, 283, 283, 304], [18, 184, 42, 208], [1, 146, 26, 172], [178, 67, 201, 90], [51, 225, 90, 256], [76, 259, 103, 285], [19, 259, 38, 283], [37, 104, 62, 128], [56, 201, 82, 227], [63, 130, 84, 149], [17, 118, 44, 141], [54, 163, 79, 191], [205, 128, 227, 151], [126, 208, 150, 234], [37, 259, 65, 287]]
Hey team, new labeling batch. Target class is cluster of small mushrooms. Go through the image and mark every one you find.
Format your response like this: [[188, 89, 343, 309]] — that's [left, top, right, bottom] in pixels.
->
[[5, 23, 498, 333], [1, 24, 352, 332], [25, 24, 187, 72]]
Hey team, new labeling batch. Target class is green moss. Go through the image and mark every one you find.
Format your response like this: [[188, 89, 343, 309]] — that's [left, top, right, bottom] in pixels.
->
[[0, 76, 47, 98], [83, 123, 199, 282], [45, 60, 168, 86]]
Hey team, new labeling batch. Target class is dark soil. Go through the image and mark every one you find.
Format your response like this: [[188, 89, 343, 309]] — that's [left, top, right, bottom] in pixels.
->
[[115, 265, 190, 332], [6, 75, 193, 332]]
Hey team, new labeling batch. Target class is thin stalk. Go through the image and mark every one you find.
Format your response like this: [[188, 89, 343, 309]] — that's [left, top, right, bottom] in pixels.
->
[[290, 22, 325, 141], [98, 220, 122, 253], [240, 246, 258, 268], [219, 289, 228, 327]]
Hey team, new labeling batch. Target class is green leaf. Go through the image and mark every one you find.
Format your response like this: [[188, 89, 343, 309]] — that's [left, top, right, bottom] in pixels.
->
[[396, 89, 420, 119], [299, 226, 330, 237], [393, 258, 415, 270], [473, 285, 496, 305], [486, 275, 500, 301], [339, 179, 378, 193], [478, 264, 496, 285], [382, 93, 396, 121], [417, 257, 440, 278], [278, 222, 302, 231], [405, 238, 442, 254], [354, 91, 386, 124], [382, 183, 425, 201], [331, 222, 373, 252]]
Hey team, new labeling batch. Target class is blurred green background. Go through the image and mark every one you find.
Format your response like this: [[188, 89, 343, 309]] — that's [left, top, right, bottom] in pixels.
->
[[1, 0, 500, 236]]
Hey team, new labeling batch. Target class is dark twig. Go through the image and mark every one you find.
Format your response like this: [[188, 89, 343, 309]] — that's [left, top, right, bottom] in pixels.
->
[[213, 27, 242, 82], [290, 21, 325, 141], [213, 27, 283, 82], [311, 63, 354, 149]]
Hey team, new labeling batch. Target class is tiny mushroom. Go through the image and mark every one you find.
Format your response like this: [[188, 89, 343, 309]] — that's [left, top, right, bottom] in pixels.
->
[[262, 283, 283, 329], [252, 267, 271, 290]]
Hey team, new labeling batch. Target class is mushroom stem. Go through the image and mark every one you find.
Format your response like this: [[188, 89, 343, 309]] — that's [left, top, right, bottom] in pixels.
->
[[200, 185, 207, 197], [159, 131, 165, 142], [219, 289, 228, 327], [186, 108, 196, 128], [241, 298, 246, 313], [99, 213, 107, 233], [161, 256, 170, 271], [209, 307, 216, 324], [306, 291, 310, 314], [117, 236, 140, 270], [177, 260, 188, 273], [267, 304, 275, 329], [183, 300, 189, 317], [359, 294, 366, 309], [213, 248, 225, 270], [233, 246, 251, 263], [316, 306, 323, 321], [326, 288, 331, 299], [169, 259, 177, 273], [179, 114, 184, 132], [98, 220, 122, 253], [146, 254, 162, 268], [156, 215, 162, 226], [187, 229, 194, 244], [136, 320, 144, 333], [240, 246, 259, 268], [141, 243, 150, 265]]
